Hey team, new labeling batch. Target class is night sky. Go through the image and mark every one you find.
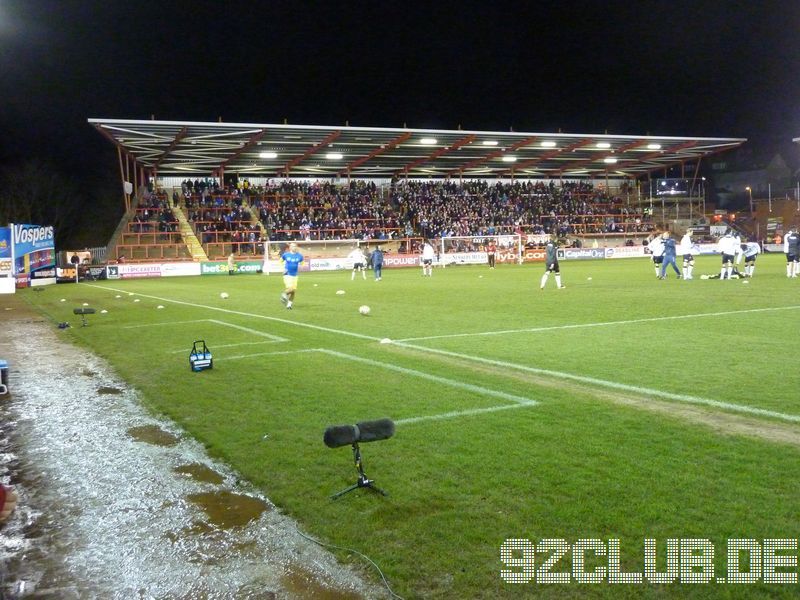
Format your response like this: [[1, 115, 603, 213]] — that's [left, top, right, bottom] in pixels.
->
[[1, 0, 799, 178]]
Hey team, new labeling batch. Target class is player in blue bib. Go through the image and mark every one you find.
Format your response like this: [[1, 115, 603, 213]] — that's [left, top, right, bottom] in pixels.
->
[[280, 243, 304, 309]]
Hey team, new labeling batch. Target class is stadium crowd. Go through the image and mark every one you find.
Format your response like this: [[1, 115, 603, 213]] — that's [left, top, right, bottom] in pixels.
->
[[176, 179, 652, 244]]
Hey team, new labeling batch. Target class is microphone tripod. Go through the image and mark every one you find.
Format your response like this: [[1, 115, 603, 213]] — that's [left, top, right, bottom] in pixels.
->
[[331, 442, 388, 500]]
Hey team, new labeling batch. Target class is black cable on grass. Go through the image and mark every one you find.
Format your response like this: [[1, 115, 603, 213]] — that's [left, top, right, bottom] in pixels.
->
[[294, 524, 404, 600]]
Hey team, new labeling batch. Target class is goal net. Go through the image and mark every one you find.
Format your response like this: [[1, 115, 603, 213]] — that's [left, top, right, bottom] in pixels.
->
[[440, 234, 523, 266]]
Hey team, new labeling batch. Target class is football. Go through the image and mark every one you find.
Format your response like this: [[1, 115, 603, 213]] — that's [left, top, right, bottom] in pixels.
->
[[220, 292, 229, 299], [359, 305, 371, 315]]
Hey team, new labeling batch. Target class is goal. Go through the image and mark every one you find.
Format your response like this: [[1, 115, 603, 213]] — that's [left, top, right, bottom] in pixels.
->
[[439, 235, 523, 266]]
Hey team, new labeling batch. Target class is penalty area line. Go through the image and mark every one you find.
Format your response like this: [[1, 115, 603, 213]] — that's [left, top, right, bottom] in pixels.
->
[[394, 341, 800, 425]]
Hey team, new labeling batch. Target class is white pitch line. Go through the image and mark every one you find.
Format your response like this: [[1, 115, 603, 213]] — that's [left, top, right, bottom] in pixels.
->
[[125, 319, 210, 328], [317, 349, 537, 406], [215, 348, 320, 361], [89, 283, 800, 425], [90, 284, 379, 341], [220, 347, 539, 415], [126, 318, 286, 341], [395, 341, 800, 424], [395, 404, 534, 425], [206, 319, 287, 341], [395, 304, 800, 342], [169, 340, 281, 354]]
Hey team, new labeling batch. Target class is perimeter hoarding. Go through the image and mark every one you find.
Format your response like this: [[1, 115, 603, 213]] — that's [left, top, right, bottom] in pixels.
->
[[0, 227, 13, 294], [11, 224, 56, 288]]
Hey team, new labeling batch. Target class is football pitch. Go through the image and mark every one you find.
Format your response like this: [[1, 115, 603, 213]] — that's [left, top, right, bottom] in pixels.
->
[[21, 253, 800, 598]]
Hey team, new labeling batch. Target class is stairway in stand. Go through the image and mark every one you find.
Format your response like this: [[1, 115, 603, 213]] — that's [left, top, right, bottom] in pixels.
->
[[172, 204, 209, 261]]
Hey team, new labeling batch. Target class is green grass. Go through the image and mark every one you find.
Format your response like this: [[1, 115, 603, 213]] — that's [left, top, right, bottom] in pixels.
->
[[14, 254, 800, 598]]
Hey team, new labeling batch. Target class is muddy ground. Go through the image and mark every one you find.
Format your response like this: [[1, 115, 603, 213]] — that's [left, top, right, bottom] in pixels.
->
[[0, 295, 383, 599]]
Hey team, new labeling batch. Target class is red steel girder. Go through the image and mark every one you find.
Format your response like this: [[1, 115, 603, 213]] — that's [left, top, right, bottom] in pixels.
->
[[448, 135, 539, 177], [283, 130, 342, 175], [338, 132, 411, 177], [219, 129, 267, 170], [613, 140, 699, 171], [501, 138, 595, 176], [152, 127, 188, 170], [402, 134, 476, 174], [555, 139, 649, 175]]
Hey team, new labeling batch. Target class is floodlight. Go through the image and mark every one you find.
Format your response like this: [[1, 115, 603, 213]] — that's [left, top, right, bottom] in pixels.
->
[[596, 142, 611, 149], [326, 152, 344, 160], [541, 141, 557, 148], [603, 157, 618, 164], [501, 155, 517, 163], [420, 137, 437, 145], [647, 143, 662, 150], [482, 140, 499, 146], [259, 151, 278, 159]]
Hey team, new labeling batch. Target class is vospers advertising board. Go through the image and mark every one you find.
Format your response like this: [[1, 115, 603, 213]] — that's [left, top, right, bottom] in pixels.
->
[[12, 224, 56, 288]]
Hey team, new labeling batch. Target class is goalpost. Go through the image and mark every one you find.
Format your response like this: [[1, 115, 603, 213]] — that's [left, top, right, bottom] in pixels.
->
[[439, 234, 523, 266]]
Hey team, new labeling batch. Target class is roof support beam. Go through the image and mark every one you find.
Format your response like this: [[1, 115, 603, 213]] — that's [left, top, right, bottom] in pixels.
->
[[502, 138, 594, 176], [283, 130, 341, 176], [402, 134, 476, 175], [152, 127, 188, 170], [338, 132, 411, 177], [555, 140, 649, 175], [218, 129, 267, 171], [448, 135, 539, 177], [614, 141, 699, 172]]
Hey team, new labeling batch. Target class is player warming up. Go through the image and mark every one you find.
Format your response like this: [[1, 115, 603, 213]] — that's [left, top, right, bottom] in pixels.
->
[[540, 239, 565, 289], [741, 240, 760, 277], [717, 230, 738, 280], [421, 240, 435, 277], [280, 242, 303, 309], [679, 229, 697, 280], [348, 245, 367, 280], [646, 232, 664, 278], [784, 228, 799, 278]]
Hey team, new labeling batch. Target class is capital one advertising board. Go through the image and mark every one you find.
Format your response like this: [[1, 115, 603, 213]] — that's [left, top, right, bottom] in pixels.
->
[[12, 224, 56, 288]]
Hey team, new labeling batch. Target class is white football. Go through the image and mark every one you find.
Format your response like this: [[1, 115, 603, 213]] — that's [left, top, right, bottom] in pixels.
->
[[156, 305, 164, 309], [220, 292, 229, 299], [133, 299, 140, 303], [100, 309, 108, 314], [359, 305, 371, 315], [336, 290, 346, 295]]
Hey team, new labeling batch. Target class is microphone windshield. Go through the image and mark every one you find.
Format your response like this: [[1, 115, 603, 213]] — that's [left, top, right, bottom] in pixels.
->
[[324, 425, 358, 448], [354, 418, 395, 443], [323, 418, 395, 447]]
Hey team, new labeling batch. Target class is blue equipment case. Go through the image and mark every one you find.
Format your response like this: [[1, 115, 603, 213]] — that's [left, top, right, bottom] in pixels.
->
[[189, 341, 213, 372]]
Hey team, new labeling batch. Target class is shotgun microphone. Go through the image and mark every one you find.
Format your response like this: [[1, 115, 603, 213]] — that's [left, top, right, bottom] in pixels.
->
[[323, 418, 395, 448]]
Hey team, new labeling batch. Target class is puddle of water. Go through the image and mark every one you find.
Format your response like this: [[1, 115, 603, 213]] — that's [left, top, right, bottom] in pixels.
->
[[127, 424, 180, 447], [186, 490, 270, 529], [174, 463, 225, 485], [281, 565, 364, 600], [97, 386, 123, 395]]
